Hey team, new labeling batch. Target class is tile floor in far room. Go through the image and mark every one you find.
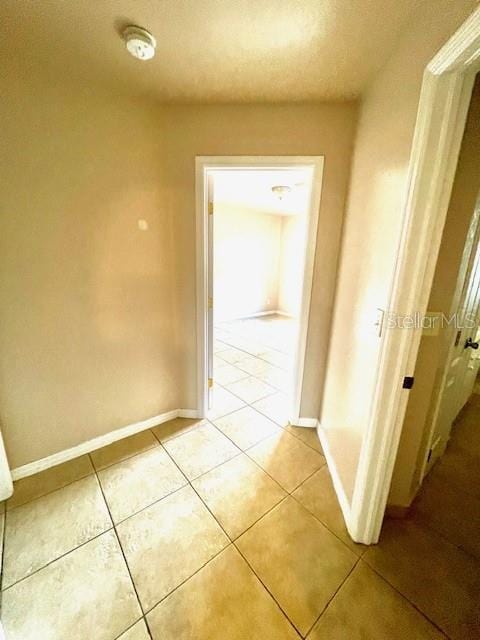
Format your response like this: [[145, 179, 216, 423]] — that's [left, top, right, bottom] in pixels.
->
[[0, 316, 478, 639]]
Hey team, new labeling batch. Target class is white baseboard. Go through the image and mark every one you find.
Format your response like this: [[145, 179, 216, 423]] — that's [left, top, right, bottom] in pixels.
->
[[177, 408, 202, 419], [289, 417, 318, 428], [317, 423, 353, 536], [11, 408, 184, 481], [216, 310, 276, 322]]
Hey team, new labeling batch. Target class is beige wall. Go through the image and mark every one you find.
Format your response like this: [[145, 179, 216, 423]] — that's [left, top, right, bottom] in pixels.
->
[[0, 78, 179, 468], [213, 204, 282, 321], [278, 215, 304, 317], [161, 103, 358, 416], [320, 0, 478, 500], [389, 76, 480, 507], [1, 90, 356, 467], [214, 204, 306, 321]]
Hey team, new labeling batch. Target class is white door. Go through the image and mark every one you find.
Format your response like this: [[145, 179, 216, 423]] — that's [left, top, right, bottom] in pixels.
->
[[458, 324, 480, 408], [207, 174, 215, 410], [426, 206, 480, 469]]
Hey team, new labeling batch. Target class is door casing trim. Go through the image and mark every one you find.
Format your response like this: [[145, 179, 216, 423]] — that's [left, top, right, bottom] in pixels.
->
[[195, 156, 324, 423]]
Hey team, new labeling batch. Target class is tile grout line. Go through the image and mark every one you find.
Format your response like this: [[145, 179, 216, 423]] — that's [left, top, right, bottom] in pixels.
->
[[213, 360, 323, 454], [158, 439, 304, 636], [287, 470, 367, 558], [207, 372, 361, 558], [111, 616, 145, 640], [6, 318, 342, 635], [239, 442, 362, 558], [225, 363, 290, 395], [216, 379, 278, 408], [158, 441, 234, 543], [1, 524, 114, 592], [405, 511, 480, 564], [3, 438, 324, 594], [232, 539, 304, 640], [215, 339, 291, 369], [303, 556, 361, 638], [210, 414, 313, 496], [209, 354, 372, 637], [208, 387, 357, 557], [6, 465, 94, 514], [361, 557, 453, 639], [88, 453, 154, 640], [158, 399, 332, 638], [140, 543, 233, 618], [92, 433, 160, 473]]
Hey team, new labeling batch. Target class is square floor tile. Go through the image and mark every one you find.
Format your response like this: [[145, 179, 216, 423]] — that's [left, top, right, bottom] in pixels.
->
[[237, 497, 357, 636], [230, 339, 266, 357], [364, 519, 480, 640], [293, 466, 363, 554], [251, 392, 290, 426], [213, 406, 281, 450], [214, 363, 250, 385], [213, 339, 229, 354], [117, 485, 228, 611], [258, 350, 292, 370], [411, 472, 480, 560], [285, 425, 324, 453], [226, 376, 276, 404], [90, 430, 159, 471], [257, 366, 292, 393], [147, 545, 298, 640], [2, 530, 141, 640], [213, 354, 228, 368], [98, 446, 187, 522], [235, 356, 274, 377], [207, 386, 246, 420], [215, 347, 251, 365], [152, 417, 204, 443], [308, 561, 444, 639], [192, 454, 286, 539], [118, 620, 151, 640], [247, 431, 325, 493], [3, 475, 111, 587], [7, 456, 94, 510], [163, 422, 240, 480]]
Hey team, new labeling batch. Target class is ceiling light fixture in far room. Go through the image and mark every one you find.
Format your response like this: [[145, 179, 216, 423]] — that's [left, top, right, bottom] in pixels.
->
[[122, 25, 157, 61], [271, 185, 292, 201]]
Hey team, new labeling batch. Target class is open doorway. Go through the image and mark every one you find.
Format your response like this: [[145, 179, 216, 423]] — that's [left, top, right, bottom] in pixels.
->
[[195, 157, 323, 426]]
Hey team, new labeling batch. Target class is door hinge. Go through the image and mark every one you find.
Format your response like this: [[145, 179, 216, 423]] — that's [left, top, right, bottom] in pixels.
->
[[208, 377, 213, 388], [208, 296, 213, 309], [402, 376, 414, 389], [208, 202, 214, 216]]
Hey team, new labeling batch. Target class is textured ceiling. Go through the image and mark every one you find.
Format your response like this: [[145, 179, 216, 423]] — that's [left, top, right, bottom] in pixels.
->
[[1, 0, 417, 103]]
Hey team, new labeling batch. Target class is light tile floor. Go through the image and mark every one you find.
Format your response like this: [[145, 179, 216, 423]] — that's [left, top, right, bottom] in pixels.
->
[[213, 315, 296, 412], [1, 317, 479, 638]]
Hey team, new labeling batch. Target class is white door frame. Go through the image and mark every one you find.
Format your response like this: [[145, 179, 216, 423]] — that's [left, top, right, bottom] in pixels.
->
[[349, 8, 480, 544], [195, 156, 324, 422]]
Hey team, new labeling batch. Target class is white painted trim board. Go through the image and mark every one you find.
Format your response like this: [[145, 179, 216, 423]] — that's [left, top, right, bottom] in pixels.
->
[[11, 408, 200, 481]]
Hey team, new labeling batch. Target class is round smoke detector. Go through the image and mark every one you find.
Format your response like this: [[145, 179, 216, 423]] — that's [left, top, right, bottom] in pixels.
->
[[123, 26, 156, 61]]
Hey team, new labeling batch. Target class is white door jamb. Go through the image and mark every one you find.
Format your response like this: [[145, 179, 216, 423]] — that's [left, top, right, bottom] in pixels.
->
[[195, 156, 324, 425]]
